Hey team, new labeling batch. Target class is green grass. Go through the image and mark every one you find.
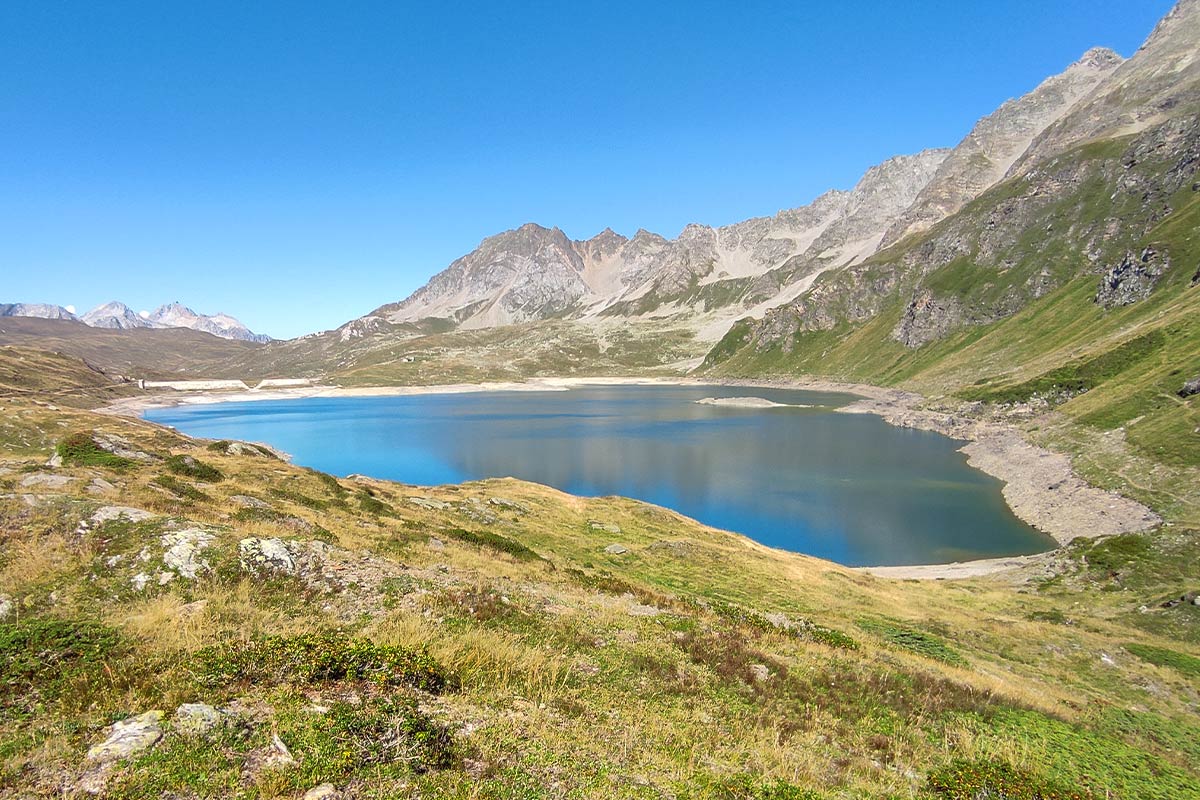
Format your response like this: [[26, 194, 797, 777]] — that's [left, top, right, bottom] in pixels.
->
[[164, 454, 224, 483], [926, 758, 1091, 800], [440, 526, 546, 563], [192, 631, 447, 692], [1125, 643, 1200, 679], [856, 618, 967, 666], [960, 330, 1168, 405], [55, 432, 137, 470], [0, 618, 125, 709], [357, 489, 396, 516]]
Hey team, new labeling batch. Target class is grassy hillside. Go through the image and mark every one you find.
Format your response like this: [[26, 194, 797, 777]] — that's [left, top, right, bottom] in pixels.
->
[[0, 347, 142, 409], [0, 366, 1198, 798], [0, 318, 263, 381], [704, 126, 1200, 475], [223, 320, 705, 387]]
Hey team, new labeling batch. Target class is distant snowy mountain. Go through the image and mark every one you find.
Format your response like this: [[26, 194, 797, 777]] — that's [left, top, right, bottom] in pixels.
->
[[148, 302, 271, 343], [0, 303, 78, 321], [2, 299, 270, 342]]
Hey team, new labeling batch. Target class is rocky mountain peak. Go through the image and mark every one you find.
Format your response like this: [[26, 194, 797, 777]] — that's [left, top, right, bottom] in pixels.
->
[[1011, 0, 1200, 173], [81, 301, 154, 330], [804, 149, 950, 264], [149, 303, 270, 343], [587, 227, 627, 245], [1074, 47, 1124, 71], [579, 227, 629, 261], [0, 303, 78, 321], [881, 48, 1124, 248]]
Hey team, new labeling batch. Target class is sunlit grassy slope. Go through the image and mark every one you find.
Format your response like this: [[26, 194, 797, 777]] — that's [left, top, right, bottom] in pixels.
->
[[704, 136, 1200, 474], [1, 357, 1198, 798]]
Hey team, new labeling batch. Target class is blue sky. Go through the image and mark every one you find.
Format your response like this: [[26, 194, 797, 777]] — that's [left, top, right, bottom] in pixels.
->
[[0, 1, 1175, 339]]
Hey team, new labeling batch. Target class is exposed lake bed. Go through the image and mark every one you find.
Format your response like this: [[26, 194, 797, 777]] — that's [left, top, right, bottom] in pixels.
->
[[139, 381, 1091, 568]]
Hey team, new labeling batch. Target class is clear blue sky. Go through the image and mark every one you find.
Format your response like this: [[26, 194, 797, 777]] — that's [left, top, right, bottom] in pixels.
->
[[0, 0, 1175, 339]]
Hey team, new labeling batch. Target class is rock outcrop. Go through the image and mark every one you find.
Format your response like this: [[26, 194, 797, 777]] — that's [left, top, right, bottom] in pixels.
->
[[161, 529, 215, 579], [85, 711, 164, 762], [239, 537, 301, 576], [1095, 248, 1171, 308]]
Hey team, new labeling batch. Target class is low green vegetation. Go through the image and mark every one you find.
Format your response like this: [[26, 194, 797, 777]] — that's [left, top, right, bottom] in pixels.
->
[[926, 759, 1089, 800], [1125, 643, 1200, 679], [192, 631, 446, 692], [55, 432, 136, 470], [856, 617, 967, 666], [959, 330, 1167, 405], [0, 618, 126, 709], [164, 454, 224, 482], [440, 526, 545, 563], [151, 474, 211, 502]]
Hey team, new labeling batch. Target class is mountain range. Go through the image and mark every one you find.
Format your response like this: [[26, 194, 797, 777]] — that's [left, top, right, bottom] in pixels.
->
[[344, 43, 1127, 343], [0, 301, 270, 343]]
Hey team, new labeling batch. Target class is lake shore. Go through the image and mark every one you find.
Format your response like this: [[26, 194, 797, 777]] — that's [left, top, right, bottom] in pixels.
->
[[98, 374, 1160, 580]]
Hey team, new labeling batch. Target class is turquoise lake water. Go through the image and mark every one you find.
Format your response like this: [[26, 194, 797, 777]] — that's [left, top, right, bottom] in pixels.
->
[[144, 384, 1055, 566]]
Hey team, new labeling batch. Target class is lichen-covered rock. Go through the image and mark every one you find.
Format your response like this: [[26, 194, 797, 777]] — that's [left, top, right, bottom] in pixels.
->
[[604, 543, 629, 555], [91, 506, 156, 524], [590, 520, 622, 534], [303, 784, 339, 800], [92, 433, 157, 463], [0, 594, 12, 619], [487, 496, 529, 513], [1178, 376, 1200, 398], [407, 496, 450, 510], [86, 477, 117, 495], [230, 494, 271, 509], [160, 529, 215, 579], [239, 537, 298, 575], [173, 703, 223, 735], [86, 711, 163, 762], [20, 473, 74, 489]]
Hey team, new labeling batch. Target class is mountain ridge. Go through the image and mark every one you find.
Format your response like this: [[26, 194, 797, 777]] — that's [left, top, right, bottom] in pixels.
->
[[1, 300, 271, 343], [349, 43, 1138, 345]]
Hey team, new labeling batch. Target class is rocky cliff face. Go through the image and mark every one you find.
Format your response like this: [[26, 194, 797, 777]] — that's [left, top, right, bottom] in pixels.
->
[[881, 48, 1124, 248], [739, 112, 1200, 356]]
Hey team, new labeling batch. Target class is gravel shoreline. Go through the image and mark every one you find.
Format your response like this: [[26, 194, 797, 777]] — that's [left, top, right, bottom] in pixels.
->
[[97, 375, 1161, 580]]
